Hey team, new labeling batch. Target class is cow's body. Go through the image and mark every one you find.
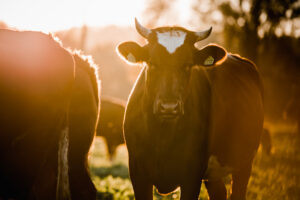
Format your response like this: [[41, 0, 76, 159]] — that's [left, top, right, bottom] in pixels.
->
[[118, 20, 264, 200], [0, 29, 99, 200], [96, 97, 125, 159], [125, 54, 263, 198]]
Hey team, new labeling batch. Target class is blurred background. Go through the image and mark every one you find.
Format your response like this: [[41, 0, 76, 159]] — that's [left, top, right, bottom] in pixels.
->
[[1, 0, 300, 199]]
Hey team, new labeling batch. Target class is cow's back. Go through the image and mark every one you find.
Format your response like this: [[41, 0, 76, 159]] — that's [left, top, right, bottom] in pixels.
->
[[0, 29, 74, 136], [208, 54, 264, 168], [0, 29, 74, 199]]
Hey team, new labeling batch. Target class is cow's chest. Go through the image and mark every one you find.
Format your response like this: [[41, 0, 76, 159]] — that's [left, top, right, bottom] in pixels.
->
[[138, 130, 203, 193], [148, 142, 188, 193]]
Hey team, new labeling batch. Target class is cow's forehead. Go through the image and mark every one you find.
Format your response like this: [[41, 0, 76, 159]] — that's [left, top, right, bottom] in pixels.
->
[[156, 29, 187, 54]]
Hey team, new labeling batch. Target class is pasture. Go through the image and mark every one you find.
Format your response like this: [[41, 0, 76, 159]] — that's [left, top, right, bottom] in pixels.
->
[[89, 122, 300, 200]]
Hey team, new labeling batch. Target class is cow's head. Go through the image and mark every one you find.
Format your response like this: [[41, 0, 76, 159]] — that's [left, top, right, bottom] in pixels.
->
[[118, 19, 226, 121]]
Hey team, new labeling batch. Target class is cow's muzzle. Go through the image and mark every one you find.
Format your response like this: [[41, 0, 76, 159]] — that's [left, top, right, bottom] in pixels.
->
[[154, 99, 183, 119]]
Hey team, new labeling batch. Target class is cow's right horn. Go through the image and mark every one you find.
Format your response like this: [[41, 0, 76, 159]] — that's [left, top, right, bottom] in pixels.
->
[[193, 27, 213, 42], [135, 18, 152, 39]]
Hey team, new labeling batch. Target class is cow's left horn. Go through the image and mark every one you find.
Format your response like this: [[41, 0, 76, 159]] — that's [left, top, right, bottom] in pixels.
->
[[135, 18, 152, 39], [193, 27, 213, 42]]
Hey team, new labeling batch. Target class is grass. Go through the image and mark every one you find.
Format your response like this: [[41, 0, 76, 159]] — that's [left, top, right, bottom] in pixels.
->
[[89, 122, 300, 200]]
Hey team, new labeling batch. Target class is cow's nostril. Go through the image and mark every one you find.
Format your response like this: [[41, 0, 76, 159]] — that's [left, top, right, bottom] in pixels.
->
[[158, 100, 182, 115]]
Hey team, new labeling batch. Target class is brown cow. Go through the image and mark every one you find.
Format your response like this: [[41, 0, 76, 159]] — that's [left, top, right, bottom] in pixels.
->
[[117, 19, 264, 200], [0, 29, 99, 200]]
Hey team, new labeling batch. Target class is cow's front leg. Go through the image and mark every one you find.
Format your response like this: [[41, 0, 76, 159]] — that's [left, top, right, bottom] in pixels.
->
[[129, 159, 153, 200], [230, 162, 252, 200], [204, 179, 227, 200], [180, 180, 202, 200]]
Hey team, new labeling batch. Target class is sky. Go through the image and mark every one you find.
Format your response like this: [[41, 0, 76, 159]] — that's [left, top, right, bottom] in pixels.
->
[[0, 0, 191, 32]]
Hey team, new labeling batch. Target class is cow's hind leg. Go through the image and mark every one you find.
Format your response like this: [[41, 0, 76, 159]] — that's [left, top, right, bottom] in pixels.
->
[[68, 100, 98, 199], [230, 162, 252, 200], [68, 157, 96, 200], [204, 179, 227, 200], [29, 161, 57, 200], [68, 128, 96, 200]]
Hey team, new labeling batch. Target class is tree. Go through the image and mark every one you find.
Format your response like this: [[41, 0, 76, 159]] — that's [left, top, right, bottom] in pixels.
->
[[192, 0, 300, 61]]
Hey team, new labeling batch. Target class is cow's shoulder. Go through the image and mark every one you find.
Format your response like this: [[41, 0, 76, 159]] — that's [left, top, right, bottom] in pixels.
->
[[127, 68, 146, 106], [223, 53, 260, 78], [124, 68, 146, 128], [225, 53, 264, 96], [228, 53, 256, 69]]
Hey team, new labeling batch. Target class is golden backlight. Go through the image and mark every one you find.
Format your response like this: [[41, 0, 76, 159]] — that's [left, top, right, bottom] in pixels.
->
[[0, 0, 194, 32], [0, 0, 147, 32]]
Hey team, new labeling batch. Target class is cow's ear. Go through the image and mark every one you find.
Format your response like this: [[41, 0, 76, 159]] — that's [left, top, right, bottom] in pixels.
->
[[117, 41, 147, 64], [194, 44, 227, 66]]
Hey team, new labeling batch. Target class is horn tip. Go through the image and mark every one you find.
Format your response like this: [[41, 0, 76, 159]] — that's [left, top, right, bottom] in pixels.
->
[[134, 18, 151, 39], [194, 26, 213, 41], [134, 17, 138, 29]]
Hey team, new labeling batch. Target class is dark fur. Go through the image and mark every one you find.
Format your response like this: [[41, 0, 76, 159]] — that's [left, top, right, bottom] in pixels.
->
[[118, 26, 264, 200], [68, 52, 100, 200], [0, 29, 99, 200], [96, 97, 125, 159]]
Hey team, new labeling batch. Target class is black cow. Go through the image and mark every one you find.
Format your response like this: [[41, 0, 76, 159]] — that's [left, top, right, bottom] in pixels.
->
[[0, 29, 100, 200], [96, 96, 125, 160], [117, 19, 264, 200]]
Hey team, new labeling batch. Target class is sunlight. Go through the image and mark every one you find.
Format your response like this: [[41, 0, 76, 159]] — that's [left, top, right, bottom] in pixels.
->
[[0, 0, 299, 199], [0, 0, 197, 32], [0, 0, 146, 32]]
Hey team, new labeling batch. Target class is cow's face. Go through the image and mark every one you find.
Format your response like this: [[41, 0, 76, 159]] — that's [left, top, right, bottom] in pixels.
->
[[118, 19, 226, 121]]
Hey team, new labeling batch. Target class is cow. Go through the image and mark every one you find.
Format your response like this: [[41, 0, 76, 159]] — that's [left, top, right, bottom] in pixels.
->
[[96, 96, 125, 160], [117, 19, 264, 200], [0, 29, 100, 200]]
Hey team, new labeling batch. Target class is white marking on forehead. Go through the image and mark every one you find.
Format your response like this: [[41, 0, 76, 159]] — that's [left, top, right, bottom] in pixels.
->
[[157, 31, 187, 54]]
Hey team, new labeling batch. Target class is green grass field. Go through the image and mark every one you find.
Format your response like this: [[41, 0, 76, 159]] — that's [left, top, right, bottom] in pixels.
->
[[89, 122, 300, 200]]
